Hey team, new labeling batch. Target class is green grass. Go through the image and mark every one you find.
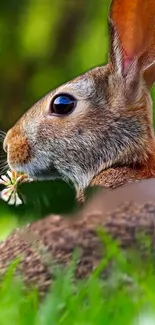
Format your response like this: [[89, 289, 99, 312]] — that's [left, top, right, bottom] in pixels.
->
[[1, 237, 155, 324]]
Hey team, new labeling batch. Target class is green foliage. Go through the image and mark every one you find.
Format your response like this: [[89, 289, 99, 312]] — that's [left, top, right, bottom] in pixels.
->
[[0, 0, 110, 130], [1, 237, 155, 324]]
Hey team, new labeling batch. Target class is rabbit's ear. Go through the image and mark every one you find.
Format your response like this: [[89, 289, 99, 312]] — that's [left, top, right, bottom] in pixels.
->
[[143, 64, 155, 90], [109, 0, 155, 85]]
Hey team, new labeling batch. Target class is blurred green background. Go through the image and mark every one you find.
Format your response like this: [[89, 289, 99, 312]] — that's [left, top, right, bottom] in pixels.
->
[[0, 0, 155, 239], [0, 0, 110, 130]]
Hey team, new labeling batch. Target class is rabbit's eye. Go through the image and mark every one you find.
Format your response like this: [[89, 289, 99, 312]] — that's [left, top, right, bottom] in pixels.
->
[[51, 94, 76, 115]]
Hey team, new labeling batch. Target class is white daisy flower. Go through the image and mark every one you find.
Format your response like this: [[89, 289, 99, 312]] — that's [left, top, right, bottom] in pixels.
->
[[0, 170, 33, 206]]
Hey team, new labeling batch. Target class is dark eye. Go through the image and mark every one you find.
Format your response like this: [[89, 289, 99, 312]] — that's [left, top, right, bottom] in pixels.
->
[[51, 94, 76, 115]]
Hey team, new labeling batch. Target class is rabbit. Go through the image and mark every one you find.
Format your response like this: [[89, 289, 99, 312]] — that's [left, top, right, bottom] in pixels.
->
[[1, 178, 155, 293], [3, 0, 155, 201]]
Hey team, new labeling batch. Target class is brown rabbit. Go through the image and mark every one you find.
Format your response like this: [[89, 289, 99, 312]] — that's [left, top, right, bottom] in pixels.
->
[[3, 0, 155, 200]]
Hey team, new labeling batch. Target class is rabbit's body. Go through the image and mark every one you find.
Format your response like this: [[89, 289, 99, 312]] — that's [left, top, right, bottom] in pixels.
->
[[3, 0, 155, 198], [1, 179, 155, 293]]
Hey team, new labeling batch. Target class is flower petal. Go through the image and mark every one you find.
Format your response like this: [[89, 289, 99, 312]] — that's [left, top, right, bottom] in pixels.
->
[[0, 179, 5, 185], [20, 177, 33, 184], [7, 192, 16, 205], [15, 193, 23, 206], [7, 170, 12, 180], [1, 175, 10, 184], [16, 174, 29, 183], [0, 188, 13, 202]]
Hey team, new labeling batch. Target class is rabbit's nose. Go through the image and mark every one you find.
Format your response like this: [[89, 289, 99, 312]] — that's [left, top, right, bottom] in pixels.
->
[[3, 126, 31, 168]]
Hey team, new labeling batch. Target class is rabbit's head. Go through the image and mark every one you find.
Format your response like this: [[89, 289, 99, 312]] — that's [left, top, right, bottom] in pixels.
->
[[3, 0, 155, 192]]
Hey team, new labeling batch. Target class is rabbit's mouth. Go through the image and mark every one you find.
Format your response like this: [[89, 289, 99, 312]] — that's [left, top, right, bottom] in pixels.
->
[[7, 158, 62, 182], [28, 166, 62, 181]]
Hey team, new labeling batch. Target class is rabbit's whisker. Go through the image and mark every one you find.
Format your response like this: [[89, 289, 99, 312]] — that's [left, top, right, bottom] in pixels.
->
[[0, 130, 6, 135]]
